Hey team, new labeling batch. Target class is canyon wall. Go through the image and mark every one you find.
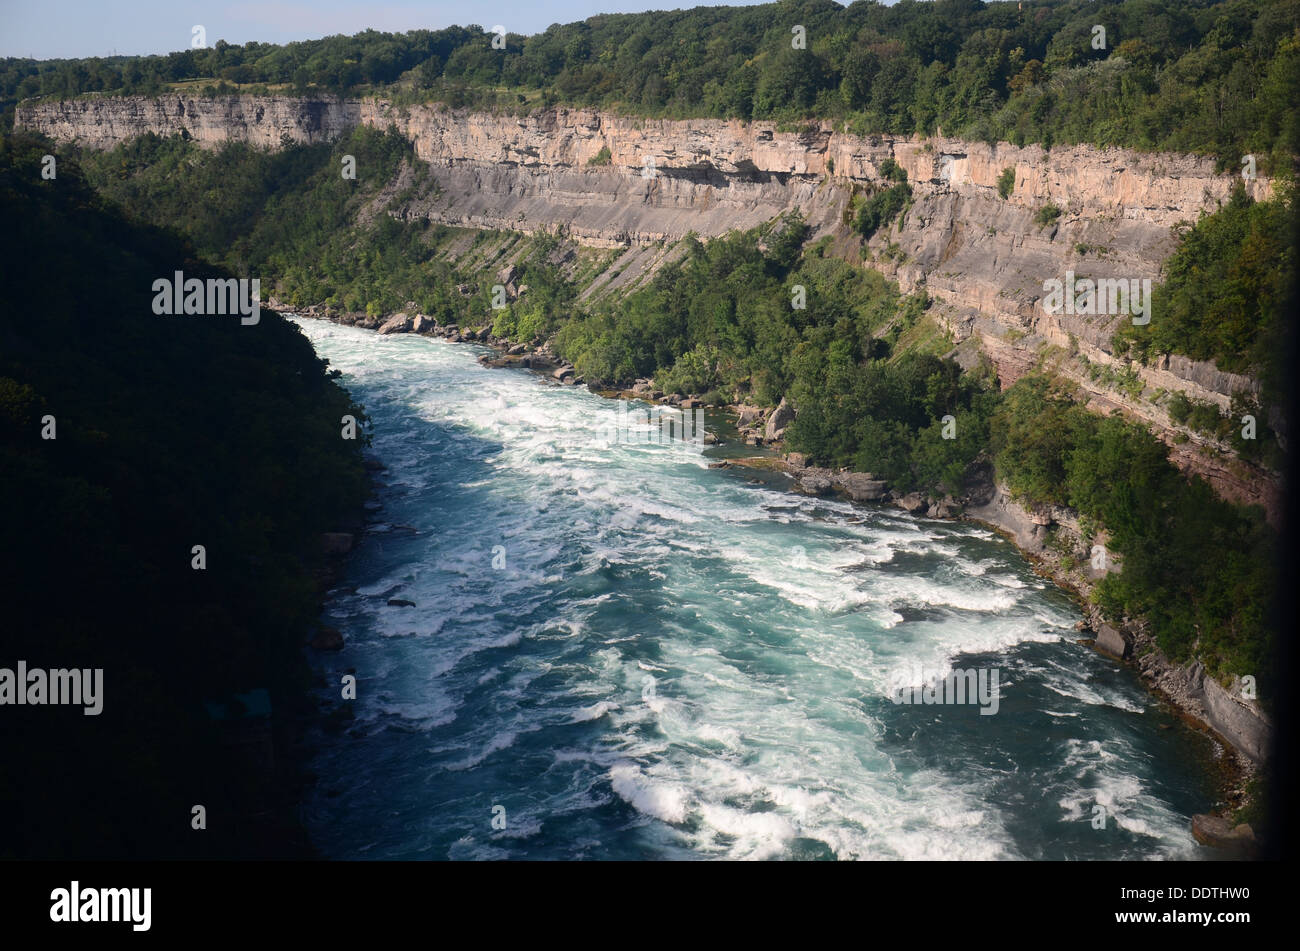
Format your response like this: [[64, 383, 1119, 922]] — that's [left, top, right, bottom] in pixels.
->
[[17, 95, 1279, 511]]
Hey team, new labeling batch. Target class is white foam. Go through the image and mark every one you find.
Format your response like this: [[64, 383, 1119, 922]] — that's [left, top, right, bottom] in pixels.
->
[[571, 700, 620, 723], [609, 762, 689, 824], [295, 318, 1198, 862]]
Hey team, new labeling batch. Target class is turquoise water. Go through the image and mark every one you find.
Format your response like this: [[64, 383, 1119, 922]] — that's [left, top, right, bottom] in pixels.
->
[[295, 319, 1216, 860]]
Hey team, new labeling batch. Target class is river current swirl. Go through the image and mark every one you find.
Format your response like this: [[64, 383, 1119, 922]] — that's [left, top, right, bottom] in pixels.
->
[[295, 319, 1215, 861]]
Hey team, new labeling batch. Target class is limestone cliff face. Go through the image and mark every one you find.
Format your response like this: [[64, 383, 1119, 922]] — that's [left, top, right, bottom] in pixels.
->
[[17, 95, 1279, 510], [369, 104, 846, 247], [18, 95, 362, 148], [872, 137, 1274, 511]]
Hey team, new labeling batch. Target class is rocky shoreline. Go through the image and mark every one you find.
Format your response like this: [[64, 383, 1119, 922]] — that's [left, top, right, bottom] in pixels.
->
[[772, 438, 1268, 853], [287, 301, 1269, 854]]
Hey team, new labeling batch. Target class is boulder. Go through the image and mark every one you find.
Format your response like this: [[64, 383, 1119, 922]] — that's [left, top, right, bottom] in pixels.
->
[[377, 312, 413, 335], [411, 315, 433, 334], [1191, 814, 1257, 854], [552, 366, 575, 381], [1094, 623, 1129, 659], [796, 468, 835, 496], [496, 264, 518, 286], [680, 398, 702, 409], [927, 497, 962, 518], [387, 598, 416, 608], [765, 397, 795, 441], [508, 344, 528, 355], [785, 452, 808, 469], [1186, 664, 1272, 762], [894, 493, 928, 515], [839, 472, 889, 502], [736, 405, 764, 426]]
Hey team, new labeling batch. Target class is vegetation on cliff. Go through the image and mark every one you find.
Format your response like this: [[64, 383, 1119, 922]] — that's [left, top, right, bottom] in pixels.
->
[[990, 374, 1275, 686], [1114, 186, 1294, 386], [49, 105, 1288, 696], [82, 126, 478, 318], [0, 132, 369, 858], [561, 209, 1276, 686]]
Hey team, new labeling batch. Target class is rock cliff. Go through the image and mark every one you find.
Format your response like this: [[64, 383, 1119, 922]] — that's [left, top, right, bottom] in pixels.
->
[[17, 95, 1280, 512]]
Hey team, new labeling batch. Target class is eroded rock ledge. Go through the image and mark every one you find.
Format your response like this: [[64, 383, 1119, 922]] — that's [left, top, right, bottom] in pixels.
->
[[19, 96, 1278, 500]]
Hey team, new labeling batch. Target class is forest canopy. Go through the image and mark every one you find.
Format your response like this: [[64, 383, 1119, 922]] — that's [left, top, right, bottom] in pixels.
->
[[4, 0, 1299, 170]]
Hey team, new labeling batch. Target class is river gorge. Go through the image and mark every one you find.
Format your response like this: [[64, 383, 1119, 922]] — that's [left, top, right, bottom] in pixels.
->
[[295, 318, 1219, 860]]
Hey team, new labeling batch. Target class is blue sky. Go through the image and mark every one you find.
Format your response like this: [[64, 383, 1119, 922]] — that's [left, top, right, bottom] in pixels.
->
[[0, 0, 784, 59]]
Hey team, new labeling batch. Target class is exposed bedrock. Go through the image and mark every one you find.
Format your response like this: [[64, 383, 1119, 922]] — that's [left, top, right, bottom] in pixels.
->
[[18, 96, 1280, 511]]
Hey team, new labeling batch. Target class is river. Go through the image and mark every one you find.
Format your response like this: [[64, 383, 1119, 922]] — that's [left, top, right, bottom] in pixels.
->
[[294, 318, 1216, 860]]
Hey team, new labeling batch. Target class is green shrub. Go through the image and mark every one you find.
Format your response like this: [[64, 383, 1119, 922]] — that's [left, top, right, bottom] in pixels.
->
[[1113, 190, 1292, 378], [878, 157, 908, 183], [997, 166, 1015, 199], [1166, 391, 1192, 424], [1187, 401, 1224, 434], [855, 183, 911, 240], [990, 373, 1275, 685], [1034, 203, 1062, 228]]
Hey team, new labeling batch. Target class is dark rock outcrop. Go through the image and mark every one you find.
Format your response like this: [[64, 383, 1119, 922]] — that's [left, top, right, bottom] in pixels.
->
[[894, 493, 928, 515], [1094, 623, 1129, 660], [377, 312, 413, 335], [1191, 814, 1257, 855], [1186, 664, 1271, 763], [839, 472, 889, 502]]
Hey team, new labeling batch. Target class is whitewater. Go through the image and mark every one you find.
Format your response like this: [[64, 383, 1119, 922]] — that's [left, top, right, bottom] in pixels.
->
[[295, 319, 1216, 861]]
